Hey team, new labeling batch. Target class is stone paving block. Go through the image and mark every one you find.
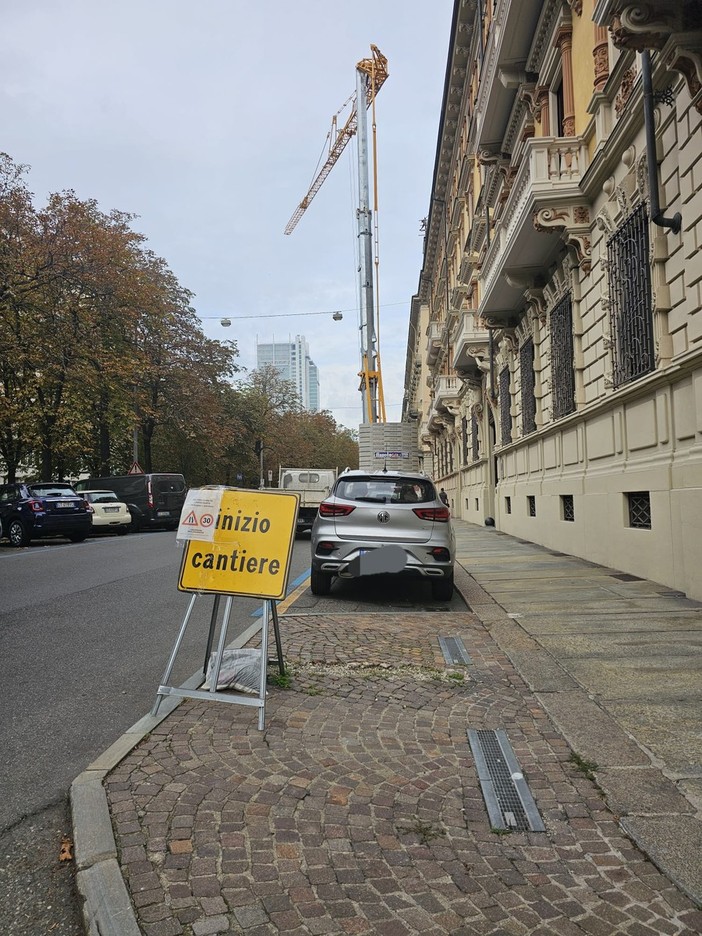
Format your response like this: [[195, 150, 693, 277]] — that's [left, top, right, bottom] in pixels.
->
[[90, 527, 702, 933]]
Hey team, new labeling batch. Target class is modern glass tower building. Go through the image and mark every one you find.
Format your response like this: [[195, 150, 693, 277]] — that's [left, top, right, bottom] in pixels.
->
[[256, 335, 320, 412]]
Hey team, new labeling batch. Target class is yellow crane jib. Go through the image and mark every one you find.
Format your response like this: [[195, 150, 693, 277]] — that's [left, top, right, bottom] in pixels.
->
[[284, 46, 388, 235]]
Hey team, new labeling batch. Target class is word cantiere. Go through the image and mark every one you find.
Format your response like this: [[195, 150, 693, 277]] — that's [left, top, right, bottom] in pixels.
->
[[189, 548, 281, 575]]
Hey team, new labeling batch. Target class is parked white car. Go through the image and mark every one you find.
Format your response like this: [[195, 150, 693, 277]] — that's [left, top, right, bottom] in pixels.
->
[[81, 490, 131, 536]]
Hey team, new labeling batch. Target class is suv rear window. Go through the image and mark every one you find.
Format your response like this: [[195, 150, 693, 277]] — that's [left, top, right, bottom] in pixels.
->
[[28, 484, 78, 497], [335, 477, 435, 504]]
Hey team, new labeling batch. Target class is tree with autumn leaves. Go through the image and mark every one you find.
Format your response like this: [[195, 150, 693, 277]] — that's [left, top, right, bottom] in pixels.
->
[[0, 154, 358, 486]]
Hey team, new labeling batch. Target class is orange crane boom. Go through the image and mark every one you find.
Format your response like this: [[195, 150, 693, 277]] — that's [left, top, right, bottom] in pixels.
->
[[283, 45, 388, 235]]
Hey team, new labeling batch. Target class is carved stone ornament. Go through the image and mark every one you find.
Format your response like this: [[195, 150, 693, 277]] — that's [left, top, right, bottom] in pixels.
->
[[533, 206, 592, 272], [593, 37, 610, 92], [515, 320, 532, 351], [607, 4, 702, 112], [664, 34, 702, 113], [525, 287, 548, 326], [498, 331, 517, 359], [477, 148, 506, 167], [595, 205, 615, 236], [519, 83, 540, 120], [610, 4, 681, 52], [615, 66, 637, 116], [565, 0, 583, 15]]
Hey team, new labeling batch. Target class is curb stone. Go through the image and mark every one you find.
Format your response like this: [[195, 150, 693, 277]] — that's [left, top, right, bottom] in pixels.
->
[[71, 672, 206, 934]]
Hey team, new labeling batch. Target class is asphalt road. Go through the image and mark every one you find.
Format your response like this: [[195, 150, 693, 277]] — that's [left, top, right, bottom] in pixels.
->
[[0, 530, 309, 934], [0, 530, 466, 933]]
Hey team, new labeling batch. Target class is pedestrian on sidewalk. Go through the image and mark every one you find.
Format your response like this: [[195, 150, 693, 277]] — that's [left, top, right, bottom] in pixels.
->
[[439, 487, 449, 506]]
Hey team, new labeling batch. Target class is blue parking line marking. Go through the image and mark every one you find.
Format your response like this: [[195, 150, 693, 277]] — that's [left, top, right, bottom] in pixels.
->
[[251, 568, 310, 616]]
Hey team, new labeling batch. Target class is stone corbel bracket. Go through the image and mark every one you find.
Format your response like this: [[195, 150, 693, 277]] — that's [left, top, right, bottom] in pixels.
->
[[533, 206, 592, 272], [606, 2, 702, 113], [662, 34, 702, 112]]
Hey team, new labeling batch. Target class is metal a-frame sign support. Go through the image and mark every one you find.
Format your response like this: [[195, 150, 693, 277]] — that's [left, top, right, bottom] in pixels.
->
[[151, 486, 299, 731], [151, 594, 285, 731]]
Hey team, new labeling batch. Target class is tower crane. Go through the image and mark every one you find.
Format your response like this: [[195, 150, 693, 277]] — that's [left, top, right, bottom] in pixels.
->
[[284, 45, 388, 424]]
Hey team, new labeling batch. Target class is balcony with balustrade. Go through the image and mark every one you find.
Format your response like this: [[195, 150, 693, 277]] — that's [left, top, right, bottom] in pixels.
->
[[479, 135, 591, 324], [452, 311, 490, 381], [425, 320, 446, 368]]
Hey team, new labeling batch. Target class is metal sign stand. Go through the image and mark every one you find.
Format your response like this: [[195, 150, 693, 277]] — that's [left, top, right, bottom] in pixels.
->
[[151, 595, 284, 730]]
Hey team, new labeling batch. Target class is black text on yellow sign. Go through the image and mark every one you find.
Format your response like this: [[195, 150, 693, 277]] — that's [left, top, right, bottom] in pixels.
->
[[178, 489, 299, 599]]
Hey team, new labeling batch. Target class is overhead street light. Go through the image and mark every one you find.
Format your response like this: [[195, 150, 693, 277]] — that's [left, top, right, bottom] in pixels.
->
[[212, 310, 343, 326]]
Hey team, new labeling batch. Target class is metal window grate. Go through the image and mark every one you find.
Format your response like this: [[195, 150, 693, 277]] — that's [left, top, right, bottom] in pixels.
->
[[520, 338, 536, 435], [607, 203, 654, 388], [627, 491, 651, 529], [499, 367, 512, 445], [468, 729, 545, 832], [527, 495, 536, 517], [561, 494, 574, 522], [551, 293, 575, 419], [471, 412, 479, 461], [438, 636, 472, 666]]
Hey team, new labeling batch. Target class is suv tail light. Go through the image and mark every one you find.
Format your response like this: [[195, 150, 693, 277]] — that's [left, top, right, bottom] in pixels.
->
[[27, 498, 44, 513], [318, 502, 356, 518], [413, 506, 450, 522]]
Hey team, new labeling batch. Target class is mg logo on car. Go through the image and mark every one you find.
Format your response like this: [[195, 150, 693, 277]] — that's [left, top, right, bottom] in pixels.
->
[[377, 510, 390, 524]]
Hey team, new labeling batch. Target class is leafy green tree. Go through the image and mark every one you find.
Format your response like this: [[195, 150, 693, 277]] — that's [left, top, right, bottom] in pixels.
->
[[0, 155, 44, 481], [0, 154, 357, 487]]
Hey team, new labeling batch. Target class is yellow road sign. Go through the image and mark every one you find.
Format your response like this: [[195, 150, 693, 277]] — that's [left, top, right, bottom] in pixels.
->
[[178, 488, 299, 599]]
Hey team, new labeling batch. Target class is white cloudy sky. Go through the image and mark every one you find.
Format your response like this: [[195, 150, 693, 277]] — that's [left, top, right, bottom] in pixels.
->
[[2, 1, 452, 431]]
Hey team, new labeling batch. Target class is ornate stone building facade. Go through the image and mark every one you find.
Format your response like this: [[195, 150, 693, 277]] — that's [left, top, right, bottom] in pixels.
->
[[403, 0, 702, 599]]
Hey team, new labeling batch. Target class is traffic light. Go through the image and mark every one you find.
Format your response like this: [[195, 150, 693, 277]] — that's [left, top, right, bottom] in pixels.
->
[[254, 439, 262, 456]]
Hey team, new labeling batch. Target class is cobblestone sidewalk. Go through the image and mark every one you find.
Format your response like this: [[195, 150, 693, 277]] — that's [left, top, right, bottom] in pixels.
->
[[104, 610, 702, 935]]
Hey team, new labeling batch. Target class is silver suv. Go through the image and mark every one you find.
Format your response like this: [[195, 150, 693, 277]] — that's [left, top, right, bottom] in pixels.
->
[[310, 470, 455, 600]]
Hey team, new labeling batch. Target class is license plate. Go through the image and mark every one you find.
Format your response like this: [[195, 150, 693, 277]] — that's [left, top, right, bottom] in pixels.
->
[[104, 506, 119, 513], [57, 501, 73, 508], [157, 511, 170, 517]]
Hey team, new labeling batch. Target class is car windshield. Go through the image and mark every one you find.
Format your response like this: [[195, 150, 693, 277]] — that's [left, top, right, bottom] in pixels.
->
[[335, 477, 435, 504], [28, 485, 77, 497]]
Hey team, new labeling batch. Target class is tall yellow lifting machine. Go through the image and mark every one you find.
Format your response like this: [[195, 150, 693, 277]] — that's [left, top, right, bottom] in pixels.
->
[[284, 45, 388, 424]]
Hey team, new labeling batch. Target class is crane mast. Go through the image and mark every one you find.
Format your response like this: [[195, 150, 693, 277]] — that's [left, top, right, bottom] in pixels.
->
[[284, 45, 388, 424]]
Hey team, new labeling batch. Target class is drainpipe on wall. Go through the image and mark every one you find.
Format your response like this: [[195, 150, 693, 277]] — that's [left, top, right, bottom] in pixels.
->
[[488, 328, 496, 402], [641, 50, 682, 234]]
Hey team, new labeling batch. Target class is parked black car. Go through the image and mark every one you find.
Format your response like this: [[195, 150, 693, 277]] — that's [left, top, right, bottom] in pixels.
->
[[0, 482, 93, 547], [73, 473, 186, 532]]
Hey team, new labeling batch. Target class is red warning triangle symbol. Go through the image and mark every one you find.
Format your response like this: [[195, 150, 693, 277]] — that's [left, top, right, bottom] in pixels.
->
[[182, 510, 199, 526]]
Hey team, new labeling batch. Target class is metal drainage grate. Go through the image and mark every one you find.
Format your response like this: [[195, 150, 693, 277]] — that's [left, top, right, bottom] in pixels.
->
[[610, 573, 644, 582], [438, 636, 472, 666], [467, 729, 545, 833]]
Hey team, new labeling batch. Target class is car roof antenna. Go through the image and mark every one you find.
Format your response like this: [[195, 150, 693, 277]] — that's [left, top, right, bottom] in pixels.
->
[[383, 460, 388, 473]]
